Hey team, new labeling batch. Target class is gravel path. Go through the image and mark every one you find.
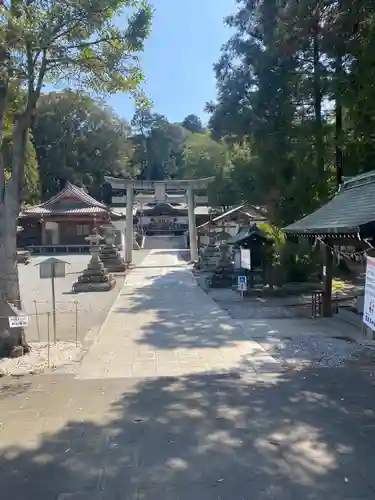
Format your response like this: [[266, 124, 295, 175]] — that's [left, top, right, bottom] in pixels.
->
[[257, 335, 375, 369], [0, 342, 82, 377]]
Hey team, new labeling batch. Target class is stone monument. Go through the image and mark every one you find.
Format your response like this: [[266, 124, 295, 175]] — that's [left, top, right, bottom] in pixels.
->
[[72, 230, 116, 292], [99, 224, 126, 272], [209, 242, 235, 288], [196, 231, 221, 271]]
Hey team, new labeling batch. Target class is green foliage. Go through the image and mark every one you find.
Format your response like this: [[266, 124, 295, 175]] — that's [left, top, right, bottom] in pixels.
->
[[130, 108, 190, 180], [181, 115, 205, 134], [0, 0, 153, 205], [259, 223, 317, 284], [181, 132, 236, 208], [2, 0, 153, 98], [32, 90, 133, 199], [2, 84, 40, 204], [208, 0, 375, 225]]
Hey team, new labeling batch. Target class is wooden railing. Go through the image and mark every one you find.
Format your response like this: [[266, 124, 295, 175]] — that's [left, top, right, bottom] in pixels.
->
[[27, 244, 91, 254]]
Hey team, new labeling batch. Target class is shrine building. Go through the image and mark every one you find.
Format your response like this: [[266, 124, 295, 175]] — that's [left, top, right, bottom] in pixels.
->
[[18, 182, 125, 254]]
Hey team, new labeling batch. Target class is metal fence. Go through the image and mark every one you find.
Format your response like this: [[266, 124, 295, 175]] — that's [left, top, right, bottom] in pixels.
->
[[1, 300, 83, 346], [30, 300, 80, 346]]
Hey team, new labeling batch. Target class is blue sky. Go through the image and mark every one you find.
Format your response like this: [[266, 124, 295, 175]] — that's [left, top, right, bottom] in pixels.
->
[[105, 0, 237, 124]]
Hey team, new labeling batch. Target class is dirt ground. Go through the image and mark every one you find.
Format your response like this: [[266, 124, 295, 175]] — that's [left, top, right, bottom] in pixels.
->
[[17, 251, 149, 343]]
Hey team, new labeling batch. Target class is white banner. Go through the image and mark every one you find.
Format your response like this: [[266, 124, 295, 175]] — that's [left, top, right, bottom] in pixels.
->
[[240, 248, 251, 270], [363, 255, 375, 330]]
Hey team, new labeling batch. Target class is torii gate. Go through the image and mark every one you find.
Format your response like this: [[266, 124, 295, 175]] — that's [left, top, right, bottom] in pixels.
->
[[104, 177, 214, 264]]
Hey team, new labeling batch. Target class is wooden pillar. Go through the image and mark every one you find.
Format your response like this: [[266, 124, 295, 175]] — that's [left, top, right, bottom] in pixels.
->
[[322, 240, 333, 317]]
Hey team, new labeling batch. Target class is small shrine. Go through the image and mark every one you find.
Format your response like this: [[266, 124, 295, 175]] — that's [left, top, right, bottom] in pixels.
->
[[229, 225, 274, 288], [100, 224, 126, 272], [72, 230, 116, 292]]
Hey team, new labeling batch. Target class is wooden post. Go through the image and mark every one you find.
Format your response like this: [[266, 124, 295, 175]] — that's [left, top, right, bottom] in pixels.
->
[[322, 241, 333, 317]]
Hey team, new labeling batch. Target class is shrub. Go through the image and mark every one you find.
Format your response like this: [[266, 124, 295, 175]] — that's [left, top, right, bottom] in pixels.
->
[[259, 223, 318, 284]]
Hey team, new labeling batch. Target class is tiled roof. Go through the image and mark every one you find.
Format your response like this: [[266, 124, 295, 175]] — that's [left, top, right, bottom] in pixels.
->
[[111, 205, 139, 217], [21, 182, 110, 217], [45, 183, 107, 209], [284, 170, 375, 235], [21, 206, 109, 216], [196, 204, 266, 229]]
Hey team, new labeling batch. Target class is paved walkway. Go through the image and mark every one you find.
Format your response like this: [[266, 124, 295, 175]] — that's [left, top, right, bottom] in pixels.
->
[[78, 250, 282, 379]]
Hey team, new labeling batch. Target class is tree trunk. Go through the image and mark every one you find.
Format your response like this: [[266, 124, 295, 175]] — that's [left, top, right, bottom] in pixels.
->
[[0, 118, 31, 357], [335, 0, 344, 188], [312, 22, 324, 181], [335, 52, 343, 188], [0, 183, 30, 357]]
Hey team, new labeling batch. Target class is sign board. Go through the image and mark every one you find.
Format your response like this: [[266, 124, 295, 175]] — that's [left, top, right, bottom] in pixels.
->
[[238, 275, 248, 291], [364, 255, 375, 330], [9, 316, 29, 328], [37, 257, 68, 279], [240, 248, 251, 270]]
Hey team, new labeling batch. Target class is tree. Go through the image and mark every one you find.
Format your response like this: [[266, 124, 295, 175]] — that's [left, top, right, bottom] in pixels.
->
[[33, 90, 133, 200], [3, 83, 40, 204], [131, 109, 189, 180], [211, 1, 300, 223], [0, 0, 152, 353], [181, 114, 205, 134], [208, 0, 348, 224], [182, 132, 235, 209]]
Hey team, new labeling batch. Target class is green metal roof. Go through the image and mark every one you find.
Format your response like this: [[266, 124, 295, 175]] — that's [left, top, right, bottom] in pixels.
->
[[284, 171, 375, 235]]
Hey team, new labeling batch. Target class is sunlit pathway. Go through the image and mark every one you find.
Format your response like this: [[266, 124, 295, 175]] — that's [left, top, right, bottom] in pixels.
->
[[78, 249, 282, 379]]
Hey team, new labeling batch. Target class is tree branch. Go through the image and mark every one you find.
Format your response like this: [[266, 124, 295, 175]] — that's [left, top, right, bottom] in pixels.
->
[[55, 35, 128, 53]]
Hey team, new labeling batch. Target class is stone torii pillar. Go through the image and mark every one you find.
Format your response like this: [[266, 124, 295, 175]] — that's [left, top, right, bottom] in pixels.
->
[[104, 176, 214, 265], [187, 186, 198, 262], [125, 183, 134, 264]]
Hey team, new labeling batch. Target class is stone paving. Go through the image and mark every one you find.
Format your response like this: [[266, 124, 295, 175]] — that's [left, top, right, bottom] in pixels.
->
[[78, 250, 283, 379]]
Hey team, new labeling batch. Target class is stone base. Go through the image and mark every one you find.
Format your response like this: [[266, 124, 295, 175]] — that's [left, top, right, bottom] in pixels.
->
[[72, 278, 116, 293], [100, 246, 127, 272], [99, 259, 126, 273]]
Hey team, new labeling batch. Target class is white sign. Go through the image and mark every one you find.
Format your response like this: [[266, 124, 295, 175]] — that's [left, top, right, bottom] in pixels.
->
[[363, 255, 375, 330], [38, 258, 68, 279], [240, 248, 251, 270], [8, 316, 29, 328], [238, 275, 248, 291]]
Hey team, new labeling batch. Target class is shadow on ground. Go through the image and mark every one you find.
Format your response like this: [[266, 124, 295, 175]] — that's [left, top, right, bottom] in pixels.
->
[[1, 368, 375, 499], [111, 257, 320, 354], [116, 264, 247, 350]]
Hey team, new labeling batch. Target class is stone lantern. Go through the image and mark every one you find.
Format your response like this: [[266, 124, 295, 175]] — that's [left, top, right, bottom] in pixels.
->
[[72, 230, 115, 292]]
